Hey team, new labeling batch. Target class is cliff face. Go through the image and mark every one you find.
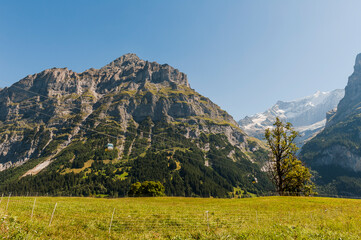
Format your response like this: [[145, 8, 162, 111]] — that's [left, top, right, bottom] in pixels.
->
[[300, 53, 361, 196], [327, 54, 361, 126], [0, 54, 272, 197]]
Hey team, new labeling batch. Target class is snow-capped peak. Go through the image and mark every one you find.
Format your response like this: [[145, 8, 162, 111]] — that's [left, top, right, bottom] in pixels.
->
[[239, 89, 345, 145]]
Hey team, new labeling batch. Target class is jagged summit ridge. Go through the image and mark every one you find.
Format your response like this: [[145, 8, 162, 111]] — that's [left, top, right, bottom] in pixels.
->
[[104, 53, 141, 68], [2, 54, 190, 103], [239, 89, 344, 145], [101, 53, 189, 87]]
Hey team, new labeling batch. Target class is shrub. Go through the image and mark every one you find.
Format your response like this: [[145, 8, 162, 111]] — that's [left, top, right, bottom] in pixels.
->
[[129, 181, 165, 197]]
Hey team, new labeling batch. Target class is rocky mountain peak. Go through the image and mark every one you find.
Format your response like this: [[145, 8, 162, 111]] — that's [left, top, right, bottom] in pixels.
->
[[0, 54, 191, 105], [104, 53, 142, 69], [327, 53, 361, 125], [99, 54, 189, 87], [354, 53, 361, 73], [0, 55, 269, 198], [299, 53, 361, 193]]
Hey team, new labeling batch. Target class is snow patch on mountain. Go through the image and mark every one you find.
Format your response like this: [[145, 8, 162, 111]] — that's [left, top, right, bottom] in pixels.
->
[[239, 89, 345, 146]]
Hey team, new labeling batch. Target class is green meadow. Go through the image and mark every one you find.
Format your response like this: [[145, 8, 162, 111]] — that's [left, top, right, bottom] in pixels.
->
[[0, 196, 360, 239]]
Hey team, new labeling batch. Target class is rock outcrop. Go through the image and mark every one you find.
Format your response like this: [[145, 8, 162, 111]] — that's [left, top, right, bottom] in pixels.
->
[[326, 53, 361, 126]]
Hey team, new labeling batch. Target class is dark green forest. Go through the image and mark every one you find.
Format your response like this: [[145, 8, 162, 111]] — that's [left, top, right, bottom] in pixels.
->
[[0, 119, 274, 197]]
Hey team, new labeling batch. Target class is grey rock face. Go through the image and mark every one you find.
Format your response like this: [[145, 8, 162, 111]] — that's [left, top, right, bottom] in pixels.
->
[[0, 54, 252, 171], [313, 145, 361, 172], [300, 53, 361, 173], [327, 53, 361, 126]]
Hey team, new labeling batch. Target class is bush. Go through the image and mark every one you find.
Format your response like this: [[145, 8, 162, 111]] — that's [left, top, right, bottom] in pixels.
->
[[129, 181, 165, 197]]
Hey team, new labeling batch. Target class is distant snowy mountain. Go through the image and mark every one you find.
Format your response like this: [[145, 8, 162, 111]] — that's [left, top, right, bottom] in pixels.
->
[[239, 89, 345, 146]]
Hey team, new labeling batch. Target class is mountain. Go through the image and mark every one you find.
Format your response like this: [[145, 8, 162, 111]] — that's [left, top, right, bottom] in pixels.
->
[[0, 54, 273, 197], [300, 53, 361, 197], [239, 89, 344, 146]]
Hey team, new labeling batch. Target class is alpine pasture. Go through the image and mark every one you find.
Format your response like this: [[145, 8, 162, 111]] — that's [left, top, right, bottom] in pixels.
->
[[0, 196, 360, 239]]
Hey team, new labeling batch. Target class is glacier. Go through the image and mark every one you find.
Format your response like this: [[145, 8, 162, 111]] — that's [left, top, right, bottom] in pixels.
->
[[239, 89, 345, 146]]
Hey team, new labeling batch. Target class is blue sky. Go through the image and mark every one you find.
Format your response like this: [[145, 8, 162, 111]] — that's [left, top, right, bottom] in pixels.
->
[[1, 1, 361, 119]]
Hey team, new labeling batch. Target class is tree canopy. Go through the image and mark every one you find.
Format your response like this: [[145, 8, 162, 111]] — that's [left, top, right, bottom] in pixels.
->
[[265, 117, 316, 196], [129, 181, 165, 197]]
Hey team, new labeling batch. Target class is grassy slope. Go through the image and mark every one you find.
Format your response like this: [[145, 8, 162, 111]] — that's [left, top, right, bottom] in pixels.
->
[[0, 196, 360, 239]]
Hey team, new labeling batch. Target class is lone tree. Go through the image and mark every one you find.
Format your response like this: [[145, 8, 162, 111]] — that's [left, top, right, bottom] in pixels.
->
[[264, 117, 315, 196]]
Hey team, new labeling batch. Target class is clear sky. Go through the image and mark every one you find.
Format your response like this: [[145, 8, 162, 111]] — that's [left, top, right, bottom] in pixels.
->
[[1, 0, 361, 120]]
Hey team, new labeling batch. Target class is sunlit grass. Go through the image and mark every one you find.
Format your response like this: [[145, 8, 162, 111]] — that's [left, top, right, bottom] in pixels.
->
[[0, 196, 360, 239]]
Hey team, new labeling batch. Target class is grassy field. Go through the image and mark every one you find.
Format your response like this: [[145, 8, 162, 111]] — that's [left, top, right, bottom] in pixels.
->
[[0, 196, 360, 239]]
